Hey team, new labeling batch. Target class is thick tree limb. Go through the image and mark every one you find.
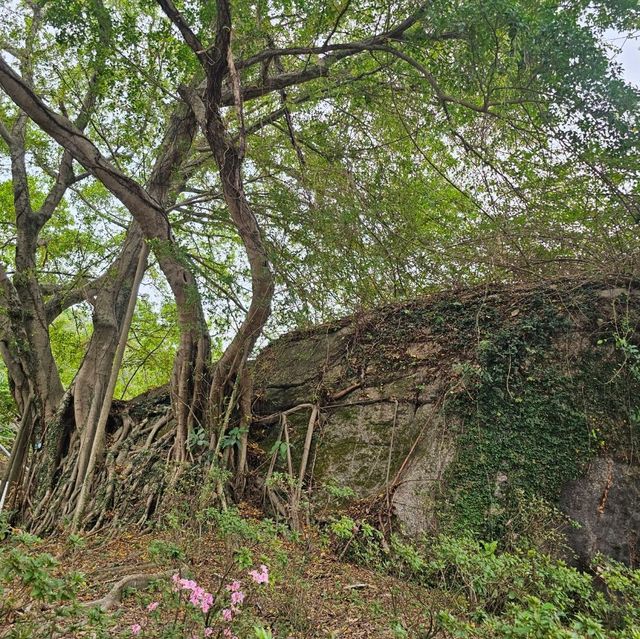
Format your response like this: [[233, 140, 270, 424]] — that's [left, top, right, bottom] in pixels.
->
[[0, 117, 13, 145], [43, 273, 109, 323], [157, 0, 274, 468], [0, 55, 170, 237]]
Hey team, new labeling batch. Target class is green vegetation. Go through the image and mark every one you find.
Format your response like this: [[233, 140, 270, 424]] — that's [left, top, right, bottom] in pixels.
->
[[291, 282, 638, 552], [325, 517, 640, 638], [3, 510, 640, 638], [0, 0, 639, 635], [443, 302, 592, 539], [0, 368, 16, 451], [439, 291, 640, 541]]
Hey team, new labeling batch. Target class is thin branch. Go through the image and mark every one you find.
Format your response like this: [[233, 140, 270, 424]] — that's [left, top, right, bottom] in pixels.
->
[[156, 0, 208, 65], [237, 3, 431, 70], [0, 117, 13, 145], [36, 150, 75, 223], [321, 0, 352, 48]]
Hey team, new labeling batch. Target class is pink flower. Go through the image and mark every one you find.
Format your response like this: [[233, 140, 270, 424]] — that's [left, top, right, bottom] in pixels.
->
[[146, 601, 159, 612], [226, 580, 241, 592], [249, 564, 269, 585], [222, 608, 233, 621], [223, 629, 238, 639], [131, 623, 142, 635], [170, 574, 215, 614], [230, 590, 245, 606], [200, 592, 213, 613], [189, 585, 204, 606], [204, 629, 214, 638]]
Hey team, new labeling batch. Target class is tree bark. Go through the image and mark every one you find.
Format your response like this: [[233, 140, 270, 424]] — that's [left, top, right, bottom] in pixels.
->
[[72, 222, 146, 488], [157, 0, 275, 477], [72, 241, 149, 529], [0, 57, 210, 466]]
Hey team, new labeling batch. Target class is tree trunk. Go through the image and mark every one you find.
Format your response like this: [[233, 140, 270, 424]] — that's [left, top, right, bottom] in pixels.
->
[[0, 115, 67, 514], [71, 223, 146, 492], [72, 241, 149, 529], [0, 59, 212, 527], [0, 58, 211, 444], [157, 0, 275, 494]]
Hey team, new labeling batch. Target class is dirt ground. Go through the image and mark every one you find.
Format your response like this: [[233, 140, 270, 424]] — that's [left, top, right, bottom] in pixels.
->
[[3, 506, 447, 638]]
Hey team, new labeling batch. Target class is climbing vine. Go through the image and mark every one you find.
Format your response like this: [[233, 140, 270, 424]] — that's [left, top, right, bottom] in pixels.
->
[[440, 289, 640, 541]]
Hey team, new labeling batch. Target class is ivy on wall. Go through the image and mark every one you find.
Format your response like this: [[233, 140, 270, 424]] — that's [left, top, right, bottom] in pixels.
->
[[440, 289, 640, 541]]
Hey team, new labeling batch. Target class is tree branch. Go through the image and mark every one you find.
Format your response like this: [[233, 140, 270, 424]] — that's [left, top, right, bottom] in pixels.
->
[[0, 55, 170, 238], [236, 3, 431, 70], [156, 0, 208, 65], [0, 117, 14, 146], [36, 150, 75, 224], [44, 272, 109, 323]]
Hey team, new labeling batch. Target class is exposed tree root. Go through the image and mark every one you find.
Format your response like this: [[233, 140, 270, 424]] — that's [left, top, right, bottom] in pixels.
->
[[81, 571, 172, 611], [5, 374, 370, 536], [19, 402, 175, 535]]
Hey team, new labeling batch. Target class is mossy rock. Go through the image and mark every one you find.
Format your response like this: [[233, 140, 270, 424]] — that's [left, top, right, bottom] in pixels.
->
[[252, 278, 640, 564]]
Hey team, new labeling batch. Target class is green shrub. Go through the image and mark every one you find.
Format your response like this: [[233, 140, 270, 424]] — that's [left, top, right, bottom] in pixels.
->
[[418, 536, 639, 638], [421, 535, 594, 614], [0, 536, 109, 638], [592, 554, 640, 629], [333, 528, 640, 639], [329, 515, 386, 566]]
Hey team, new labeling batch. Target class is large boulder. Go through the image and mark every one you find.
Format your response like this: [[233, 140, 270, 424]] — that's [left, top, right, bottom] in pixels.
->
[[252, 278, 640, 566]]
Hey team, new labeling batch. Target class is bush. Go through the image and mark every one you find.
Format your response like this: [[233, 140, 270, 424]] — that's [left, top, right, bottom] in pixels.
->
[[0, 534, 108, 638], [421, 535, 594, 614], [418, 536, 639, 638], [331, 528, 640, 639]]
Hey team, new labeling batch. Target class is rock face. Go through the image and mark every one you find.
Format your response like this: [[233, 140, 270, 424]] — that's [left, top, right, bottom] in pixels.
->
[[252, 278, 640, 566], [560, 459, 640, 568]]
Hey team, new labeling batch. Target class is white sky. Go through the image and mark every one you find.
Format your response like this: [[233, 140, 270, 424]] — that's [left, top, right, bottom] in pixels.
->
[[607, 31, 640, 86]]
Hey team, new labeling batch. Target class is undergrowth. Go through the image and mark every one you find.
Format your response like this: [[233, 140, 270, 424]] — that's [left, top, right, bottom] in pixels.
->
[[2, 503, 640, 638], [328, 518, 640, 638]]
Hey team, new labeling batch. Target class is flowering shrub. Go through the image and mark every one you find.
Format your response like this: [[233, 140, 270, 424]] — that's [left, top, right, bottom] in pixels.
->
[[128, 564, 270, 638], [248, 565, 269, 585]]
